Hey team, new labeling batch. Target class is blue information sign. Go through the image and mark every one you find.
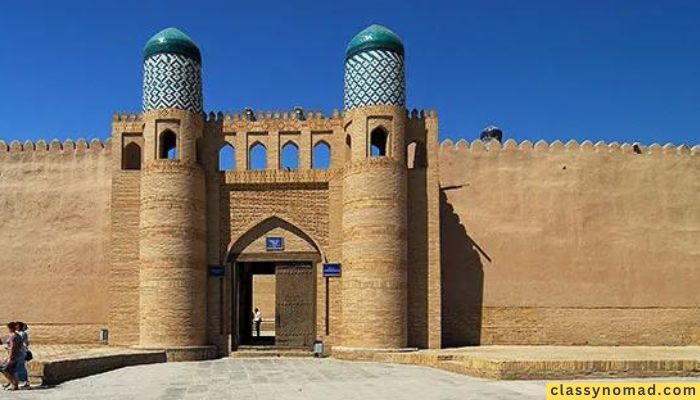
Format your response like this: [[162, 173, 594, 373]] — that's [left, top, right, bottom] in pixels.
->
[[266, 237, 284, 251], [208, 265, 225, 277], [323, 263, 341, 278]]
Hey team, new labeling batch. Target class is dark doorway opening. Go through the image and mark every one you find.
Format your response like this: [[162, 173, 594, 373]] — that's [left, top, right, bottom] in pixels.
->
[[235, 262, 276, 346], [233, 261, 316, 349]]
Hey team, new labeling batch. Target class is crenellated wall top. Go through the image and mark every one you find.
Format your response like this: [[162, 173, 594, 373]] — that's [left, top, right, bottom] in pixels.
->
[[111, 107, 437, 133], [0, 138, 111, 155], [439, 138, 700, 157]]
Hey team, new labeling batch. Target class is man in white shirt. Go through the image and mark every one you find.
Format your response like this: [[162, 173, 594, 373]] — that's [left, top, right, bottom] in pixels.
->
[[253, 308, 262, 337]]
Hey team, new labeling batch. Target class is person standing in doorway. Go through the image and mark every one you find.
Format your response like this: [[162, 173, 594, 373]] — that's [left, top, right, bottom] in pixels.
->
[[253, 308, 262, 337]]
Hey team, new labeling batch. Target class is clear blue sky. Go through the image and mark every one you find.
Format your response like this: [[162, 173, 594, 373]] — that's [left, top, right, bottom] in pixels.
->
[[0, 0, 698, 146]]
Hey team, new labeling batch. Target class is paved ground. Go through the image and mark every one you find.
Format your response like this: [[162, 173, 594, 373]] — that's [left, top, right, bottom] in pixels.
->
[[7, 358, 700, 400]]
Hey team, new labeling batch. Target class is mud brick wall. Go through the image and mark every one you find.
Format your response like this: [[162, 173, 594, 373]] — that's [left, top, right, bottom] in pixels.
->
[[0, 139, 111, 344], [439, 139, 700, 346]]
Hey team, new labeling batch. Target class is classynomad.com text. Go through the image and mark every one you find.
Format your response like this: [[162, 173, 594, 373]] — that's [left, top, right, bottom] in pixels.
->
[[546, 383, 698, 399]]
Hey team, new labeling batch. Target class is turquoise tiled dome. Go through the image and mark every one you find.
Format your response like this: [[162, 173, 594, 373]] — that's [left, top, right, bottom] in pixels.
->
[[142, 27, 203, 113], [144, 27, 201, 63], [343, 24, 406, 111], [345, 24, 404, 60]]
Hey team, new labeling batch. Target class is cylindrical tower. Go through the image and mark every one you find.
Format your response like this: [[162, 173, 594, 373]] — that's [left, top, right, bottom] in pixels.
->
[[340, 25, 408, 349], [139, 27, 207, 348]]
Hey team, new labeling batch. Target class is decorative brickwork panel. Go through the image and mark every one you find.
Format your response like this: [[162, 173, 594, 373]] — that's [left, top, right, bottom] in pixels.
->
[[344, 50, 405, 111], [223, 182, 329, 346], [223, 183, 330, 259], [143, 54, 203, 113]]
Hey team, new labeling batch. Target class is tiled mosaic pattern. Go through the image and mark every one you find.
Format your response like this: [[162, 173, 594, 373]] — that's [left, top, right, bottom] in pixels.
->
[[143, 53, 203, 113], [344, 49, 405, 111]]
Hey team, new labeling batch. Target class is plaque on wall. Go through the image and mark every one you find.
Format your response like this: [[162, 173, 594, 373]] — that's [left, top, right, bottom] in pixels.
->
[[266, 237, 284, 251], [323, 263, 341, 277]]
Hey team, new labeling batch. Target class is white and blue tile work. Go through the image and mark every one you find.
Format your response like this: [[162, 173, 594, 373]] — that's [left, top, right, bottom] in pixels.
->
[[143, 27, 203, 113], [344, 24, 406, 111]]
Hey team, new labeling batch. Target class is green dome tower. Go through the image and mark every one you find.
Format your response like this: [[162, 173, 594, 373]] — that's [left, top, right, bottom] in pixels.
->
[[340, 24, 409, 349], [138, 27, 208, 354]]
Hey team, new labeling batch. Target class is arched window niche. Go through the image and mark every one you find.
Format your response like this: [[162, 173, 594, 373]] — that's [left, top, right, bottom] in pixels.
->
[[219, 143, 236, 171], [122, 142, 142, 170], [159, 130, 177, 160], [312, 141, 331, 170], [281, 141, 299, 170], [249, 142, 267, 170], [370, 127, 388, 157]]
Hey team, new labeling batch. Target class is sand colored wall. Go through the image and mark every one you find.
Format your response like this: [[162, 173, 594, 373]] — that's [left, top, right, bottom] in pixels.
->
[[0, 139, 112, 344], [439, 139, 700, 346]]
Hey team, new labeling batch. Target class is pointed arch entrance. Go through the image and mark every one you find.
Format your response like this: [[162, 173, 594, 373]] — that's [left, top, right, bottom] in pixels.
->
[[226, 216, 323, 349]]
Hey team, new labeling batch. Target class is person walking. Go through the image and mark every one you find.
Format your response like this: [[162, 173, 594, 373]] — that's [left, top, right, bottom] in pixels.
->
[[253, 308, 262, 337], [1, 322, 21, 391], [15, 322, 30, 389]]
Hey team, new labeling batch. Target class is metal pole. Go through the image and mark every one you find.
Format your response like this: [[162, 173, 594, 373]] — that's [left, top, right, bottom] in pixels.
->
[[325, 276, 330, 336]]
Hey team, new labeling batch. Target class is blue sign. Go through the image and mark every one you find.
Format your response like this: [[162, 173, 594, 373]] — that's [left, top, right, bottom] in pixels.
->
[[208, 265, 225, 277], [266, 237, 284, 251], [323, 263, 341, 278]]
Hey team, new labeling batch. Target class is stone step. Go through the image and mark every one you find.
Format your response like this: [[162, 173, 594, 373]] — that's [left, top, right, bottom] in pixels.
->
[[230, 347, 315, 358]]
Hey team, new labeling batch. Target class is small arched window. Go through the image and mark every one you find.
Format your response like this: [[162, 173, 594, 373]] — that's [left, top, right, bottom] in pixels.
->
[[159, 130, 177, 160], [122, 142, 142, 170], [219, 143, 236, 171], [345, 134, 352, 161], [313, 141, 331, 170], [407, 141, 427, 169], [370, 128, 388, 157], [281, 141, 299, 170], [249, 142, 267, 170]]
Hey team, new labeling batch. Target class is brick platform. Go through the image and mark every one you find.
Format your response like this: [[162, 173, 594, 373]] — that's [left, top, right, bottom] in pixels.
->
[[331, 345, 700, 380], [4, 344, 699, 386], [0, 345, 166, 386]]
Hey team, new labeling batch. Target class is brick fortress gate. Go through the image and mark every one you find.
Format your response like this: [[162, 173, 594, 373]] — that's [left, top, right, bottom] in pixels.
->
[[108, 26, 441, 357]]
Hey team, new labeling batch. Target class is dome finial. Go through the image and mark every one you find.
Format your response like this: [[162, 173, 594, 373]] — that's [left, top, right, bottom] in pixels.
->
[[143, 27, 201, 63], [345, 24, 404, 60]]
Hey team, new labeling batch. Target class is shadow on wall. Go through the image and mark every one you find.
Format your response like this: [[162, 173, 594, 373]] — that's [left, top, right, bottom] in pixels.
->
[[440, 187, 487, 347]]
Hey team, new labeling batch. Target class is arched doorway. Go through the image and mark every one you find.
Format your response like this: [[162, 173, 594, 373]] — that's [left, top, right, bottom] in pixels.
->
[[226, 216, 324, 349]]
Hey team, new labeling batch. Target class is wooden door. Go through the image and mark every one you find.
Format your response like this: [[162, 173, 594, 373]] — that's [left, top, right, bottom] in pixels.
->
[[275, 263, 315, 348]]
